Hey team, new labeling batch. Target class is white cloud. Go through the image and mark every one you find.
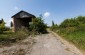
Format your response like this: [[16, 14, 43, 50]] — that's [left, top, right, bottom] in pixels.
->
[[14, 6, 19, 10], [44, 12, 50, 17]]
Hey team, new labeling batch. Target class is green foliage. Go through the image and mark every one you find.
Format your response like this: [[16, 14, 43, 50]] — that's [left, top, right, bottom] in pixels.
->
[[59, 16, 85, 33], [77, 16, 85, 24], [60, 18, 79, 28], [10, 21, 13, 27], [50, 21, 58, 32], [12, 28, 30, 40], [52, 21, 54, 26], [0, 28, 30, 46], [51, 16, 85, 51], [58, 31, 85, 50], [29, 17, 47, 34], [4, 27, 10, 31], [0, 20, 5, 33]]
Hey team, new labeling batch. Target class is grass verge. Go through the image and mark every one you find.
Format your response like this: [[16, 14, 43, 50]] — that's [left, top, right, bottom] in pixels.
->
[[0, 28, 30, 47], [52, 29, 85, 52]]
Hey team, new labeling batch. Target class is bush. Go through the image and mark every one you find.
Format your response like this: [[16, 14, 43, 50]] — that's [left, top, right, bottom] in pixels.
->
[[12, 27, 30, 40], [59, 18, 79, 28], [52, 16, 85, 51], [4, 27, 10, 31], [50, 24, 58, 31], [0, 28, 30, 46], [50, 21, 58, 32], [0, 22, 5, 33], [29, 17, 47, 34]]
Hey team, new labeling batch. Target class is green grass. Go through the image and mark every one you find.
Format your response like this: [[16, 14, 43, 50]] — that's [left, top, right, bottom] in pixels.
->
[[57, 30, 85, 50], [0, 29, 30, 46], [0, 31, 15, 46], [65, 31, 85, 49]]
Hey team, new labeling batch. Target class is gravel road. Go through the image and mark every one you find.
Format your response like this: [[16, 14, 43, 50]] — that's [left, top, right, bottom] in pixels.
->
[[0, 32, 83, 55], [29, 33, 83, 55], [0, 36, 34, 55]]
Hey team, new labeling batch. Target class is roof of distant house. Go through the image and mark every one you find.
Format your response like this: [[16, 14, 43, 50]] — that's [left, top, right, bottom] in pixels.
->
[[11, 10, 36, 18]]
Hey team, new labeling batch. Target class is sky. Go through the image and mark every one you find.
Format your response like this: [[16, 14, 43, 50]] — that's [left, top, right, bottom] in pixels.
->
[[0, 0, 85, 26]]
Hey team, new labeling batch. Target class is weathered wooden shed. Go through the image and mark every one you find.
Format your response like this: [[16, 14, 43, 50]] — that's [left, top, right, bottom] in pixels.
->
[[11, 10, 36, 32]]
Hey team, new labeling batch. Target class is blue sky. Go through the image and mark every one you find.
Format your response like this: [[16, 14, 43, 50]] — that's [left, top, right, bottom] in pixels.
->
[[0, 0, 85, 26]]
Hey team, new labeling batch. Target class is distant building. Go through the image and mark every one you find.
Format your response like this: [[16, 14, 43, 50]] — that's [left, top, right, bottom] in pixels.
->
[[11, 10, 36, 32]]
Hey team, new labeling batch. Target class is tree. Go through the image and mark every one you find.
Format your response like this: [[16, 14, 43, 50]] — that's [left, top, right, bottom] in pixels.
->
[[1, 18, 4, 22], [0, 19, 5, 33], [10, 21, 13, 27], [50, 21, 58, 31], [29, 17, 47, 34], [52, 21, 54, 26], [59, 18, 79, 28]]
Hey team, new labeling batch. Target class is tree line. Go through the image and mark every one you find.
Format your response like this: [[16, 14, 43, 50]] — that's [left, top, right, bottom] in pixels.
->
[[51, 16, 85, 33]]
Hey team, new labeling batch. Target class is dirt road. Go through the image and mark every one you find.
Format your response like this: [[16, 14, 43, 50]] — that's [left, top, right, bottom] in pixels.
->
[[0, 36, 34, 55], [29, 33, 83, 55], [0, 32, 83, 55]]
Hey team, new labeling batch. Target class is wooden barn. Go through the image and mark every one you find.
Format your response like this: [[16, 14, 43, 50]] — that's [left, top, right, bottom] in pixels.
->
[[11, 10, 36, 32]]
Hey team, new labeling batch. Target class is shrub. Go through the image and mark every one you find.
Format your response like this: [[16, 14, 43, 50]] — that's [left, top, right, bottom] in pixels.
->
[[4, 27, 10, 31], [12, 27, 30, 40], [29, 17, 47, 34], [52, 16, 85, 51], [10, 21, 13, 27], [50, 24, 58, 31], [50, 21, 58, 32], [59, 18, 79, 28], [0, 21, 5, 33], [0, 28, 30, 46]]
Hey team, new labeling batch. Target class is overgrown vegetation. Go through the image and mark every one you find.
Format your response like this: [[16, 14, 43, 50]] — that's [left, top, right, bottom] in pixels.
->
[[0, 19, 5, 33], [50, 21, 58, 31], [50, 16, 85, 50], [0, 19, 29, 46], [0, 16, 47, 46], [29, 17, 47, 34], [0, 28, 29, 46]]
